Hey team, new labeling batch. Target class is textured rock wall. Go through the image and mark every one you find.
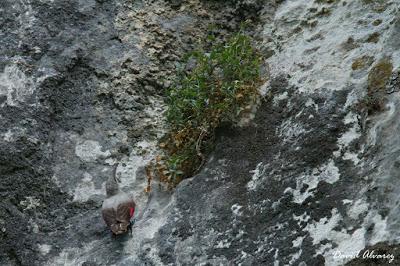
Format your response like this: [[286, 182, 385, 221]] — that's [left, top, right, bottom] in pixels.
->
[[0, 0, 272, 265], [1, 0, 400, 265], [150, 0, 400, 265]]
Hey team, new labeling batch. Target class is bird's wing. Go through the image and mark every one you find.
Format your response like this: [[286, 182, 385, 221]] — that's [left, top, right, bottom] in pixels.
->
[[116, 197, 136, 223], [102, 207, 117, 227]]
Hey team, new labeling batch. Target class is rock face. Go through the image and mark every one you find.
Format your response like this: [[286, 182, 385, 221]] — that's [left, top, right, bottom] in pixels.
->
[[1, 0, 400, 265]]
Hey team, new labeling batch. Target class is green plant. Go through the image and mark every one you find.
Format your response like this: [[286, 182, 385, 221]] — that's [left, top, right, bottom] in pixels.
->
[[153, 31, 264, 187]]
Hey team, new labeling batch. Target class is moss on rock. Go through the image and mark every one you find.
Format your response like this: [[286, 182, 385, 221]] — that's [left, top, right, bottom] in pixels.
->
[[368, 58, 393, 92], [357, 58, 393, 115], [352, 55, 374, 70], [372, 19, 382, 26], [366, 32, 380, 43]]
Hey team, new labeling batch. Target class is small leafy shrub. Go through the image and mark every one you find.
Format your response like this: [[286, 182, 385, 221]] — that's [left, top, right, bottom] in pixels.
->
[[153, 32, 264, 188]]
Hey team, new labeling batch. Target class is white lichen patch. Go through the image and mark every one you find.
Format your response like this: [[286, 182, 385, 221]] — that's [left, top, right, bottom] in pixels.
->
[[15, 0, 37, 34], [273, 91, 288, 105], [38, 244, 52, 256], [75, 140, 111, 162], [342, 151, 361, 166], [368, 212, 389, 245], [20, 196, 41, 210], [116, 154, 146, 189], [334, 111, 363, 165], [342, 199, 353, 205], [142, 95, 167, 139], [36, 67, 58, 83], [347, 199, 369, 220], [45, 240, 100, 266], [273, 248, 279, 266], [73, 172, 102, 202], [292, 235, 304, 248], [240, 250, 249, 260], [337, 126, 361, 150], [304, 208, 366, 266], [293, 212, 310, 226], [231, 204, 243, 216], [289, 236, 304, 264], [278, 118, 307, 143], [215, 239, 231, 249], [303, 206, 390, 265], [123, 194, 176, 261], [305, 98, 318, 112], [2, 129, 13, 142], [285, 160, 340, 204], [247, 162, 268, 191], [28, 218, 39, 234], [258, 81, 270, 96], [343, 112, 358, 125], [0, 65, 35, 106]]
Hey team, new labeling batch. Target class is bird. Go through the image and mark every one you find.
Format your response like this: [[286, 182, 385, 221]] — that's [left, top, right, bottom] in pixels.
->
[[101, 164, 136, 237]]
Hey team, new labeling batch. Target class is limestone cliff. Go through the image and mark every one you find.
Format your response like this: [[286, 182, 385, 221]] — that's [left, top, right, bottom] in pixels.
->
[[1, 0, 399, 265]]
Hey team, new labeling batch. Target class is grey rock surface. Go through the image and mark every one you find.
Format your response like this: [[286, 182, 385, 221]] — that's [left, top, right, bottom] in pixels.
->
[[1, 0, 400, 265]]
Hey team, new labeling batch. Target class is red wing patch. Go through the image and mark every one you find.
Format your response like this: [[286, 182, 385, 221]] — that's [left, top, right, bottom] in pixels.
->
[[129, 207, 135, 218]]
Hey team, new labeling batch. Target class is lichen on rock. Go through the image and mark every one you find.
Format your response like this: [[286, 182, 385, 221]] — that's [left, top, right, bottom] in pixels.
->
[[2, 0, 400, 265]]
